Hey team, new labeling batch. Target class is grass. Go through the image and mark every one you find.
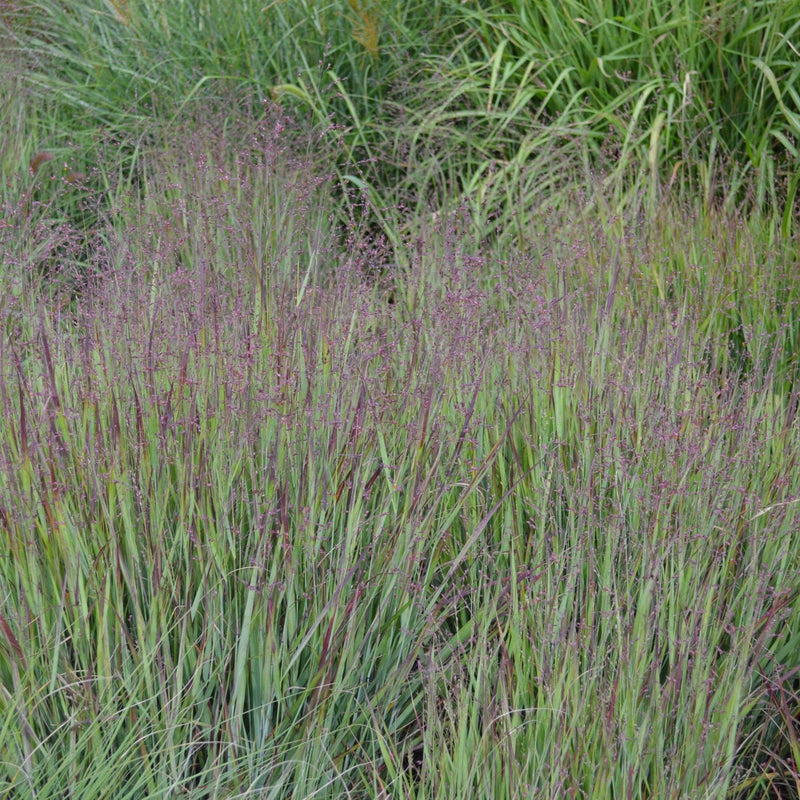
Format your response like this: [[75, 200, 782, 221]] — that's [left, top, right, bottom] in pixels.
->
[[4, 0, 799, 242], [1, 2, 800, 798]]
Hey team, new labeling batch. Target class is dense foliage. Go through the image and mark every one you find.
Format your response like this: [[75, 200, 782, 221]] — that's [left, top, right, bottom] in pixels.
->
[[1, 2, 799, 798]]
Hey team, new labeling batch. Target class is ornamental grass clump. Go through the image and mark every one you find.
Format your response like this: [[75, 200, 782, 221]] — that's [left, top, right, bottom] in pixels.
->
[[1, 8, 800, 797], [1, 102, 799, 797]]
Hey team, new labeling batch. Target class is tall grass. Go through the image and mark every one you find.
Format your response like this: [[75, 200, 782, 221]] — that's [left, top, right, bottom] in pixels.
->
[[2, 101, 800, 796], [433, 0, 800, 205], [4, 0, 798, 250], [2, 3, 800, 799]]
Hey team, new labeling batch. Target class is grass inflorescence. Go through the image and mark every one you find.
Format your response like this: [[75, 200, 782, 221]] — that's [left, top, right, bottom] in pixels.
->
[[1, 2, 799, 799]]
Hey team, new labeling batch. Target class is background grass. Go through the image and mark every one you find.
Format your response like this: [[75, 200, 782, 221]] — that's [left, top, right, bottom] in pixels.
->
[[3, 0, 799, 242], [1, 2, 800, 798]]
